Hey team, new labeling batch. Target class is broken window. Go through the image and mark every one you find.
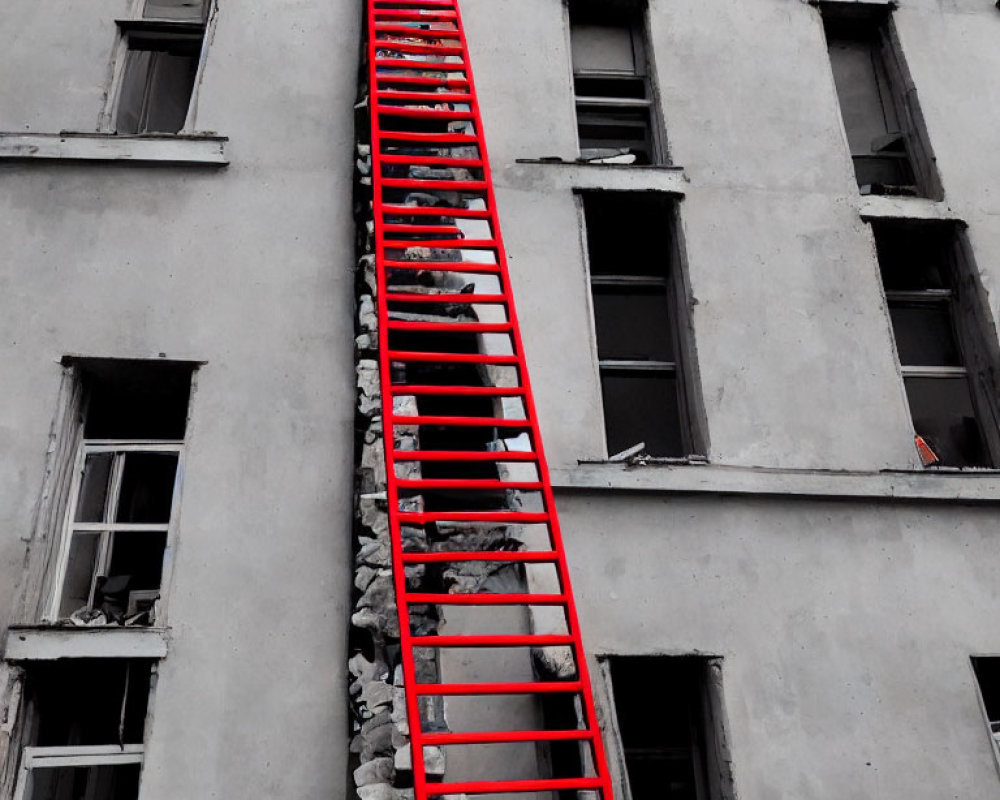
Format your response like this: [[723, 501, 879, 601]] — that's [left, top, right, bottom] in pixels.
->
[[48, 360, 194, 626], [605, 656, 735, 800], [582, 192, 697, 458], [873, 222, 997, 468], [12, 659, 152, 800], [114, 1, 210, 134], [570, 0, 660, 165], [821, 4, 939, 197], [972, 658, 1000, 751]]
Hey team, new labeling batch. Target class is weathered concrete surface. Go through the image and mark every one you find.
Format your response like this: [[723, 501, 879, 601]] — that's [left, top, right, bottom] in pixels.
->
[[560, 491, 1000, 799], [0, 2, 359, 799]]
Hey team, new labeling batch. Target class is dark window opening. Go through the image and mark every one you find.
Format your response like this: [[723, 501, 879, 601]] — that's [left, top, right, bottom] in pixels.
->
[[608, 656, 734, 800], [973, 657, 1000, 745], [569, 0, 659, 165], [821, 4, 938, 197], [582, 192, 695, 458], [872, 223, 994, 467]]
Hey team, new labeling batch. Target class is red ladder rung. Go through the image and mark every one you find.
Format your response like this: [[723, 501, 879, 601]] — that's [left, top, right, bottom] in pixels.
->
[[376, 107, 476, 121], [383, 261, 501, 274], [410, 634, 575, 648], [373, 11, 458, 22], [385, 294, 507, 305], [384, 237, 494, 248], [397, 510, 548, 524], [425, 778, 604, 796], [414, 681, 583, 696], [386, 321, 512, 333], [373, 40, 464, 56], [396, 478, 539, 490], [403, 592, 565, 606], [392, 449, 537, 461], [373, 24, 460, 37], [374, 0, 456, 6], [391, 414, 528, 427], [382, 224, 464, 235], [377, 124, 483, 138], [381, 204, 489, 218], [378, 131, 478, 144], [376, 75, 468, 89], [374, 58, 467, 71], [401, 550, 558, 564], [421, 729, 592, 746], [378, 143, 479, 156], [381, 179, 487, 192], [388, 384, 522, 396], [386, 351, 519, 364]]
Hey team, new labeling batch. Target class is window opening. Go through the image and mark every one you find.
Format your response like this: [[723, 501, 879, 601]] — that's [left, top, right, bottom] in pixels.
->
[[873, 223, 994, 468], [570, 0, 659, 165], [48, 360, 194, 626], [581, 192, 695, 458], [821, 4, 939, 197], [13, 659, 153, 800], [606, 656, 734, 800], [113, 1, 210, 134], [972, 658, 1000, 750]]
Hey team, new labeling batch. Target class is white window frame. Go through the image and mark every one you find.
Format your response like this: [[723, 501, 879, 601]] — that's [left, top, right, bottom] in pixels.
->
[[100, 0, 216, 134], [13, 746, 144, 800], [45, 440, 185, 624]]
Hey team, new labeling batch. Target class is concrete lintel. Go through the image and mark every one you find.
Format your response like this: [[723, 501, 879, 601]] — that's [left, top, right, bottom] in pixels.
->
[[503, 160, 687, 195], [550, 462, 1000, 502], [0, 132, 228, 165], [858, 195, 963, 223], [3, 626, 169, 661]]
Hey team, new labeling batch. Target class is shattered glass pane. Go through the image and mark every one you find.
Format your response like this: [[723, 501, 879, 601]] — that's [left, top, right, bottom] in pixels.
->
[[106, 530, 168, 594], [905, 376, 990, 467]]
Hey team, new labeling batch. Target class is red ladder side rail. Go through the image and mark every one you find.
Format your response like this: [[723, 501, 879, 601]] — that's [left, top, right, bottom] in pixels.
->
[[367, 0, 615, 796]]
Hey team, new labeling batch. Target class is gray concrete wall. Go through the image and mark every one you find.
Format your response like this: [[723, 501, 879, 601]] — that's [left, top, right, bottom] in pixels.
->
[[0, 1, 359, 798]]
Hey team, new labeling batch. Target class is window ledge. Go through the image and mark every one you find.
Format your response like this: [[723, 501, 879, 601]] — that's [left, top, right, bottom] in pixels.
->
[[3, 625, 169, 661], [0, 132, 228, 166], [551, 461, 1000, 502], [858, 194, 959, 222], [504, 159, 687, 194]]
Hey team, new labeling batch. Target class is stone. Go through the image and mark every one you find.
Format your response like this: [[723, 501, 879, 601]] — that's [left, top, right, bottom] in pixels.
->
[[353, 757, 394, 788]]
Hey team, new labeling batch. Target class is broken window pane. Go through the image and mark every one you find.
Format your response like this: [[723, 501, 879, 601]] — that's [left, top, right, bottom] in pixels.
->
[[143, 0, 208, 22], [75, 453, 113, 523], [25, 764, 142, 800], [600, 369, 682, 457], [570, 24, 636, 73], [58, 532, 103, 619], [592, 285, 673, 361], [888, 303, 961, 367], [904, 376, 988, 468], [115, 453, 179, 524], [105, 531, 168, 596]]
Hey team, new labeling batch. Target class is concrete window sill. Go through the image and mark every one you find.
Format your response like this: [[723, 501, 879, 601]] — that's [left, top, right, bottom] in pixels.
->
[[550, 461, 1000, 502], [503, 159, 687, 194], [3, 625, 169, 661], [858, 195, 962, 222], [0, 132, 228, 166]]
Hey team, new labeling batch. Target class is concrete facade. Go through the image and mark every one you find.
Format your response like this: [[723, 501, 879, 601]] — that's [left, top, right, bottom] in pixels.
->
[[0, 0, 999, 798]]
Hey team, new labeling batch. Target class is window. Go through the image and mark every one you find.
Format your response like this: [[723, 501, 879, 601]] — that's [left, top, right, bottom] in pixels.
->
[[569, 0, 660, 164], [112, 0, 211, 134], [582, 192, 697, 458], [47, 359, 194, 626], [873, 222, 997, 468], [603, 656, 736, 800], [821, 4, 940, 197], [972, 658, 1000, 751], [12, 660, 152, 800]]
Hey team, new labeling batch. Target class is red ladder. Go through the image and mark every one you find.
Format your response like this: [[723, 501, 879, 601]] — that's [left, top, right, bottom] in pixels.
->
[[367, 0, 614, 796]]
